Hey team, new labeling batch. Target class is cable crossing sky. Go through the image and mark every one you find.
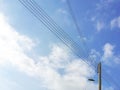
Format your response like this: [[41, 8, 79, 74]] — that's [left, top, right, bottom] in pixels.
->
[[18, 0, 120, 89]]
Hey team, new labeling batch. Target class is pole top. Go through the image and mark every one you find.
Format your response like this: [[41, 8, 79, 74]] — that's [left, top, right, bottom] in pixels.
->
[[97, 62, 101, 73]]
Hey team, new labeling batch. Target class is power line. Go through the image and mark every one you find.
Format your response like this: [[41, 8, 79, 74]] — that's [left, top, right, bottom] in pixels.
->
[[18, 0, 119, 89], [102, 68, 120, 89], [66, 0, 99, 69], [66, 0, 120, 89], [18, 0, 94, 66], [66, 0, 89, 57]]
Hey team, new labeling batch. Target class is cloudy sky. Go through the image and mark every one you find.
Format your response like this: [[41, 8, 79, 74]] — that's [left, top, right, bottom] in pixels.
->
[[0, 0, 120, 90]]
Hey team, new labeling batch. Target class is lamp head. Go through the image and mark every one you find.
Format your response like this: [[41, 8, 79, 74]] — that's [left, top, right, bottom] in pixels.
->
[[88, 79, 95, 81]]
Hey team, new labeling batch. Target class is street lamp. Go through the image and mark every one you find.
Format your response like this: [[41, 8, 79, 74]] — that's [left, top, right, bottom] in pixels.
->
[[88, 62, 102, 90], [88, 79, 95, 82]]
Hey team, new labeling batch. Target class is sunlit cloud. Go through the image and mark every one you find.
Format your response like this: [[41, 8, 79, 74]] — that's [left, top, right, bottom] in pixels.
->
[[0, 11, 115, 90], [102, 43, 120, 66], [110, 16, 120, 29], [96, 21, 104, 32]]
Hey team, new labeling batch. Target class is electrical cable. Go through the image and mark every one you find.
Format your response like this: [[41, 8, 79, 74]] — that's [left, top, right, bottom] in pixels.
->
[[66, 1, 120, 89], [66, 0, 89, 56], [18, 0, 120, 89], [18, 0, 95, 67]]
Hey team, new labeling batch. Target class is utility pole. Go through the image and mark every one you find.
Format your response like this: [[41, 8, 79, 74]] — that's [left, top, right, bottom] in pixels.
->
[[98, 62, 102, 90], [89, 62, 102, 90]]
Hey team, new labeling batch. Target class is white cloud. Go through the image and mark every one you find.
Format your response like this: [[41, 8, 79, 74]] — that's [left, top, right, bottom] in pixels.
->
[[77, 36, 88, 42], [102, 43, 120, 65], [0, 13, 35, 74], [110, 16, 120, 29], [92, 0, 115, 32], [55, 8, 73, 27], [102, 43, 114, 65], [0, 12, 96, 90], [114, 55, 120, 64], [0, 74, 19, 90], [0, 12, 114, 90], [103, 43, 114, 59], [104, 86, 114, 90], [36, 45, 97, 90], [89, 49, 101, 66], [57, 8, 68, 15], [96, 21, 104, 32], [96, 0, 114, 10]]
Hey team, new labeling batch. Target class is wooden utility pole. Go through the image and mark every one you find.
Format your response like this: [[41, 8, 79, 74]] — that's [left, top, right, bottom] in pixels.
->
[[98, 62, 102, 90]]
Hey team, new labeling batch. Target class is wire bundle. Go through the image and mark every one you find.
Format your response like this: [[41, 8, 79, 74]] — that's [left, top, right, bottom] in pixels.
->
[[18, 0, 120, 89]]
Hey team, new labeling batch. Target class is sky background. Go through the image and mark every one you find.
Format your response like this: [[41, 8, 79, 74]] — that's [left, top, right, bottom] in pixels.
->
[[0, 0, 120, 90]]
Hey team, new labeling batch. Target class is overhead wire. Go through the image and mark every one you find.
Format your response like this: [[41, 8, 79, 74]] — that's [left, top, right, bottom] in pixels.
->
[[18, 0, 96, 68], [66, 0, 89, 55], [18, 0, 120, 89], [66, 0, 99, 69], [18, 2, 102, 84], [102, 68, 120, 89], [66, 0, 120, 89], [18, 0, 98, 80]]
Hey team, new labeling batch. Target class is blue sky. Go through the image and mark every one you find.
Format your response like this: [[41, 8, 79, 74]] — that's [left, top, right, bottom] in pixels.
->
[[0, 0, 120, 90]]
